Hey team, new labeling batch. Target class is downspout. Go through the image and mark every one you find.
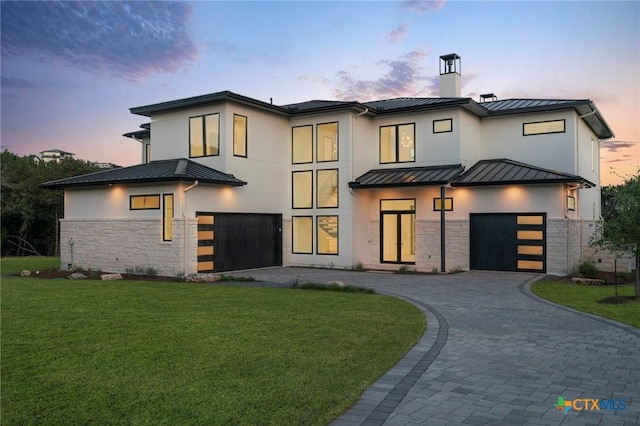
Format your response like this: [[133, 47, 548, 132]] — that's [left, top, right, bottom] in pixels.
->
[[182, 180, 199, 276], [440, 185, 446, 273]]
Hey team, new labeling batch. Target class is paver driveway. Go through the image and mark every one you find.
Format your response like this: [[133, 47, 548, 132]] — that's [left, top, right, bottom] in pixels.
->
[[224, 268, 640, 425]]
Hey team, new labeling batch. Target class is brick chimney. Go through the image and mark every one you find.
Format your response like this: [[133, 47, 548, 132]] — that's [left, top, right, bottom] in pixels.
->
[[439, 53, 461, 98]]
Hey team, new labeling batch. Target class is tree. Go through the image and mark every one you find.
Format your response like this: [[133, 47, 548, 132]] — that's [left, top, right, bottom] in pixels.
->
[[1, 150, 102, 256], [592, 169, 640, 300]]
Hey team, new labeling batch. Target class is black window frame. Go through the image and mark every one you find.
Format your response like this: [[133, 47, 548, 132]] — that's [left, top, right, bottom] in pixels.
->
[[163, 193, 174, 241], [292, 124, 313, 164], [379, 122, 416, 164], [292, 170, 313, 209], [233, 114, 248, 158], [433, 118, 453, 134], [316, 121, 339, 163], [130, 194, 161, 210], [523, 119, 566, 136], [316, 215, 339, 255], [316, 169, 339, 209], [189, 113, 220, 158], [292, 215, 314, 254]]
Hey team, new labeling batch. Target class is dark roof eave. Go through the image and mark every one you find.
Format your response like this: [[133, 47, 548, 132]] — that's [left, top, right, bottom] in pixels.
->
[[130, 91, 290, 117], [349, 180, 453, 189], [41, 176, 247, 190], [451, 178, 595, 188]]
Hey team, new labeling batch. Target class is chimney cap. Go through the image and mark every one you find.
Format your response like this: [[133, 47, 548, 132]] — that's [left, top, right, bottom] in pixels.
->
[[480, 93, 497, 102], [439, 53, 460, 61]]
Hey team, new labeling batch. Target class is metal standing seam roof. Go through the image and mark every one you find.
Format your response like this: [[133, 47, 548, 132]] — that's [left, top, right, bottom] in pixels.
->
[[451, 159, 595, 188], [348, 165, 465, 188], [40, 158, 247, 189]]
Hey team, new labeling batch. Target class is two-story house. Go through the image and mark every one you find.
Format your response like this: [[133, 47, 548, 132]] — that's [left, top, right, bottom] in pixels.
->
[[43, 54, 615, 277]]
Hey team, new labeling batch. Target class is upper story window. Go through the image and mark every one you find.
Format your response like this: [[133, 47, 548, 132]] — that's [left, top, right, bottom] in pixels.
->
[[292, 125, 313, 164], [317, 122, 338, 162], [144, 143, 151, 163], [233, 114, 247, 157], [433, 118, 453, 133], [190, 113, 219, 158], [380, 123, 415, 164], [523, 119, 565, 136]]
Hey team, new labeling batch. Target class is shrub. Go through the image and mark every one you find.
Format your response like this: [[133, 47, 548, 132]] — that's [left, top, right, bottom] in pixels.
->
[[578, 261, 599, 279], [297, 282, 375, 294]]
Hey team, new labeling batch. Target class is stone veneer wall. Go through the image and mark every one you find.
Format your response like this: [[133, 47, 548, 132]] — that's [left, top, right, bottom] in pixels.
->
[[282, 219, 292, 266], [59, 218, 198, 277]]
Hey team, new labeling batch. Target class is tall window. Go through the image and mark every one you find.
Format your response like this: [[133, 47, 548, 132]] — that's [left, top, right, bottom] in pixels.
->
[[317, 122, 338, 162], [380, 123, 414, 163], [190, 113, 219, 157], [292, 216, 313, 254], [233, 114, 247, 157], [163, 194, 174, 241], [317, 216, 338, 255], [292, 125, 313, 164], [144, 143, 151, 163], [317, 169, 338, 208], [292, 171, 313, 209]]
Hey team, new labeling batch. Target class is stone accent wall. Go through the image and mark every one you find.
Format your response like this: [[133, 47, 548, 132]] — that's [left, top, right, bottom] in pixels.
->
[[282, 219, 292, 266], [369, 220, 380, 268], [546, 219, 635, 275], [60, 218, 197, 277], [445, 220, 470, 272]]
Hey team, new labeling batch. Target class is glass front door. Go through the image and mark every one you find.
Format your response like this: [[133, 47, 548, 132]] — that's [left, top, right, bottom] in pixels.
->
[[380, 199, 415, 264]]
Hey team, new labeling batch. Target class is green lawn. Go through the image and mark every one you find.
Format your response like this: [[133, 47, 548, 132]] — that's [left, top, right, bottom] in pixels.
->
[[1, 256, 60, 274], [1, 258, 425, 425], [531, 281, 640, 328]]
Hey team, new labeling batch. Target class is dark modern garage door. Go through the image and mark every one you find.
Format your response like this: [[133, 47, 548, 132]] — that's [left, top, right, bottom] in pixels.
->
[[470, 213, 546, 273], [197, 213, 282, 273]]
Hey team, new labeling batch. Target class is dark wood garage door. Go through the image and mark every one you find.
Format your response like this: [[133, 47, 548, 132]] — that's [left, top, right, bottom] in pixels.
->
[[197, 213, 282, 273], [470, 213, 546, 273]]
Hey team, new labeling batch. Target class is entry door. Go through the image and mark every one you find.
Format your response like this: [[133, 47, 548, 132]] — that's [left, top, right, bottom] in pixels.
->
[[382, 212, 415, 263]]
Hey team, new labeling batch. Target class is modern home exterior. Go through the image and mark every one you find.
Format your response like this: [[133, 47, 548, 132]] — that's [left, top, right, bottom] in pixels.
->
[[43, 54, 619, 277]]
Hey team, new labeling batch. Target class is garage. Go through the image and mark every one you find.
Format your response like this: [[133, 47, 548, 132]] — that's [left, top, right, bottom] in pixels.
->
[[197, 213, 282, 273], [470, 213, 546, 273]]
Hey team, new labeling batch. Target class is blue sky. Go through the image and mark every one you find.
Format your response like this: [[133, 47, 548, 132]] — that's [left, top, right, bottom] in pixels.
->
[[2, 0, 638, 185]]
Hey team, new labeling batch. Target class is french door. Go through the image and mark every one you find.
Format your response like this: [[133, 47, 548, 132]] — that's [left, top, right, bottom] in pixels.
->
[[380, 199, 415, 264]]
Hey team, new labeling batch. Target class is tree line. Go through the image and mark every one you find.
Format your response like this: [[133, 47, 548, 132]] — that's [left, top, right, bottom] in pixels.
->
[[1, 150, 102, 256]]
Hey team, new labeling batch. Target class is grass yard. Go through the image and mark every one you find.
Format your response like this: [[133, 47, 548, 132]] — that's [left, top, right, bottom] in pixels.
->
[[531, 281, 640, 328], [1, 258, 425, 425]]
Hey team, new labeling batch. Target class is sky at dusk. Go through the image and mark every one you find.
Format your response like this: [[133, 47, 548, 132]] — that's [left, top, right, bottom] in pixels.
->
[[1, 0, 638, 186]]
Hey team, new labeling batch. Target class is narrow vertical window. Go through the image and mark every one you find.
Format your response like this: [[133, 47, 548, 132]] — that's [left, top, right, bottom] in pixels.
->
[[317, 122, 338, 162], [317, 169, 338, 208], [292, 171, 313, 208], [292, 125, 313, 164], [317, 216, 338, 255], [234, 114, 247, 157], [190, 113, 219, 158], [144, 143, 151, 163], [292, 216, 313, 254], [163, 194, 174, 241]]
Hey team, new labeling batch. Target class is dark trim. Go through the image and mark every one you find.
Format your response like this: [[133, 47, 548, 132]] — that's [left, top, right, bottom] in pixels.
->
[[292, 125, 313, 164], [316, 215, 339, 255], [433, 197, 453, 211], [189, 113, 220, 158], [380, 199, 416, 265], [379, 122, 416, 164], [523, 119, 566, 136], [433, 118, 453, 133], [162, 193, 174, 241], [316, 121, 339, 163], [292, 170, 313, 209], [130, 194, 161, 210], [291, 216, 313, 254], [316, 169, 339, 209], [233, 114, 248, 158]]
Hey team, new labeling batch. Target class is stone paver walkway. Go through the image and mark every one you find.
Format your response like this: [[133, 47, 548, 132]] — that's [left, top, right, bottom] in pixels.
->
[[223, 267, 640, 425]]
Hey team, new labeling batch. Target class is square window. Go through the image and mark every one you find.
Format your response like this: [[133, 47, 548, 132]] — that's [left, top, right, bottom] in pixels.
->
[[380, 123, 414, 163], [433, 197, 453, 211]]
